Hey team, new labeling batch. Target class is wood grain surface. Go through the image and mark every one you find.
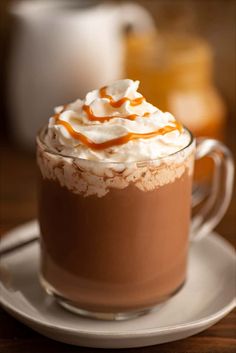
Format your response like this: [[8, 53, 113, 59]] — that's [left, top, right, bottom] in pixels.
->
[[0, 118, 235, 352]]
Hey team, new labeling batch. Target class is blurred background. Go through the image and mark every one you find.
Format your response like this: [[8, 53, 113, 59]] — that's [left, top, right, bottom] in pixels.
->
[[0, 0, 235, 233], [1, 0, 235, 144]]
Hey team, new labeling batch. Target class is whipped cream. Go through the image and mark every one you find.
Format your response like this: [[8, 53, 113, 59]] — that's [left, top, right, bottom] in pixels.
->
[[45, 79, 191, 162]]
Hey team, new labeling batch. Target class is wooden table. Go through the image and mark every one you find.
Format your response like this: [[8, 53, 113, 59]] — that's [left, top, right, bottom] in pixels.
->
[[1, 123, 235, 352]]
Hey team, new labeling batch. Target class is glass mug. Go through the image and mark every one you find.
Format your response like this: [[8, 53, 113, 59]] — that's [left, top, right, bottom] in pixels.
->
[[37, 126, 234, 320]]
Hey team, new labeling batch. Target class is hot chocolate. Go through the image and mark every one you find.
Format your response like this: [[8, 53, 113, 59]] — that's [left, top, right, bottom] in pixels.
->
[[37, 79, 194, 318]]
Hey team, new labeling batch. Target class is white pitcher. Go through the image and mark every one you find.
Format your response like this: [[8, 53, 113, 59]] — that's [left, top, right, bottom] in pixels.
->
[[8, 0, 154, 148]]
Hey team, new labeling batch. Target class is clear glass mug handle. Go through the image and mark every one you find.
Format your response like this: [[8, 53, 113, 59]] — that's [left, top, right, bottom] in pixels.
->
[[191, 138, 234, 242]]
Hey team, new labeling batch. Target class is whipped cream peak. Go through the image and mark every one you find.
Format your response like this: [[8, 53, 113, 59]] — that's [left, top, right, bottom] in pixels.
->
[[45, 79, 191, 162], [85, 79, 139, 104]]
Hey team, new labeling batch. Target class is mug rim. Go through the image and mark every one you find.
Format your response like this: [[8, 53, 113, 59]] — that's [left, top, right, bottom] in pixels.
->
[[36, 124, 195, 165]]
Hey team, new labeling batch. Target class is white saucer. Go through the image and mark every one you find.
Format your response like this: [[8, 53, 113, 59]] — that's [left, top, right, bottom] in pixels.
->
[[0, 221, 235, 349]]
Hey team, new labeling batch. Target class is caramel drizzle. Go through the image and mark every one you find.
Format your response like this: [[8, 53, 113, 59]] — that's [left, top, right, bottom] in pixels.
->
[[99, 86, 145, 107], [82, 86, 146, 122], [55, 119, 182, 151], [82, 104, 138, 122], [53, 88, 183, 150]]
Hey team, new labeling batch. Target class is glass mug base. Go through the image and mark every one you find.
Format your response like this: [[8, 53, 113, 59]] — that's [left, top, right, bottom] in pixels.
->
[[40, 274, 186, 321]]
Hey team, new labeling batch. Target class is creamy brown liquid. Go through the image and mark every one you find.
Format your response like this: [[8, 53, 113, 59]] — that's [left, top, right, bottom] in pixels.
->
[[38, 170, 192, 313]]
